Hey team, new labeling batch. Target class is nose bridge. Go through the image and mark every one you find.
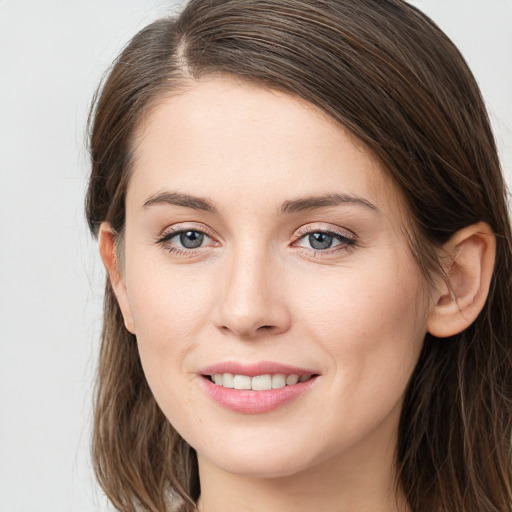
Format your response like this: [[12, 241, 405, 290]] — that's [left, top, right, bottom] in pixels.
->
[[216, 239, 289, 338]]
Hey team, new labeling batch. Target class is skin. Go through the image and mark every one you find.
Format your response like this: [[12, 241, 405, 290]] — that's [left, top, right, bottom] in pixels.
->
[[100, 77, 496, 512]]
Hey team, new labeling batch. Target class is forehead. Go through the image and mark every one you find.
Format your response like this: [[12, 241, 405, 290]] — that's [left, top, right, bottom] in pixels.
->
[[128, 77, 401, 217]]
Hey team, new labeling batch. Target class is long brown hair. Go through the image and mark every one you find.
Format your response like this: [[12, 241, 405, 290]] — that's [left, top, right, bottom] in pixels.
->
[[86, 1, 512, 510]]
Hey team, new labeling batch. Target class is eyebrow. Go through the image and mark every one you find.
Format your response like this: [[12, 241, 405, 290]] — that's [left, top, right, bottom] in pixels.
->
[[142, 191, 379, 215], [142, 191, 218, 213], [280, 193, 379, 214]]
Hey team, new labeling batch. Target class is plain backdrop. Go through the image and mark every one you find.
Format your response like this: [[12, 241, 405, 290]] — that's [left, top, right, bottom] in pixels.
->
[[0, 1, 510, 511]]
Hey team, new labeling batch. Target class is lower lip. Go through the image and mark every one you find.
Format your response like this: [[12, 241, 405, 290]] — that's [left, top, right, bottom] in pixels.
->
[[200, 376, 318, 414]]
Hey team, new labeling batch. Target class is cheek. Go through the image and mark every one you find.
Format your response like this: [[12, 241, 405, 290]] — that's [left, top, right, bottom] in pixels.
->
[[127, 258, 214, 338], [124, 257, 217, 395], [296, 254, 428, 399], [280, 257, 428, 458], [124, 263, 216, 434], [303, 247, 426, 338]]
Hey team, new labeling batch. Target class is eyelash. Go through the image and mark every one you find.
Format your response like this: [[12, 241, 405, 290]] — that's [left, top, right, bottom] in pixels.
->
[[292, 226, 357, 255], [156, 225, 357, 257], [157, 225, 217, 256]]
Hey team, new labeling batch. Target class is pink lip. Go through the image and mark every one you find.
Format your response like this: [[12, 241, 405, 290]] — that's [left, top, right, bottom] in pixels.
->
[[199, 361, 316, 377], [198, 361, 319, 414]]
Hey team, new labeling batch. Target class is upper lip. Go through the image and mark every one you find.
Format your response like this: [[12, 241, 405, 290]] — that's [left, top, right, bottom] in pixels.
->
[[199, 361, 318, 377]]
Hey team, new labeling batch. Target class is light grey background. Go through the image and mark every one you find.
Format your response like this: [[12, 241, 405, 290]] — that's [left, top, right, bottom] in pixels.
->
[[0, 1, 510, 511]]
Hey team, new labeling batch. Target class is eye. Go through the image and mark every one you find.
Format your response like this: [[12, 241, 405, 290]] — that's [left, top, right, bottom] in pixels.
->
[[175, 230, 208, 249], [294, 228, 356, 253], [306, 232, 338, 250], [157, 227, 216, 254]]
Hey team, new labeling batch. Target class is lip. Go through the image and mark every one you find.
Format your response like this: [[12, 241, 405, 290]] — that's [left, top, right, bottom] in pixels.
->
[[198, 361, 319, 414], [199, 361, 317, 377]]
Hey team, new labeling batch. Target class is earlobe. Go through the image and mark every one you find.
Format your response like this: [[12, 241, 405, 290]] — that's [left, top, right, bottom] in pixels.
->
[[427, 222, 495, 338], [98, 222, 136, 334]]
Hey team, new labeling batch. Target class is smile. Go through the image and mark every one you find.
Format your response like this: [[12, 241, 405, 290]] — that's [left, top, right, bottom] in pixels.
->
[[199, 363, 319, 414], [208, 373, 313, 390]]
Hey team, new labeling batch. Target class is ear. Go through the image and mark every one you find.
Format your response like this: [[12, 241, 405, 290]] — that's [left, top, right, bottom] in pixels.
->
[[98, 222, 136, 334], [427, 222, 495, 338]]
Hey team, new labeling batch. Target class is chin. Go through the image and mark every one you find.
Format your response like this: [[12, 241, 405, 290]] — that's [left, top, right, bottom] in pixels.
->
[[215, 455, 311, 479], [196, 435, 323, 479]]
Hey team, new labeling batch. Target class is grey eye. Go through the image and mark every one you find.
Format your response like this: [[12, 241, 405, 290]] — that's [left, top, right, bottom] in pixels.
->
[[308, 232, 334, 250], [179, 230, 205, 249], [295, 229, 355, 253]]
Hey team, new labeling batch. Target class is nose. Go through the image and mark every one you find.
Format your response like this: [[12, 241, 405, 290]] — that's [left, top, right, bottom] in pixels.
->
[[214, 244, 291, 339]]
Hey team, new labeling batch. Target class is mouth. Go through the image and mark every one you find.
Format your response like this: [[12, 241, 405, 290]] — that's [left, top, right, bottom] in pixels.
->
[[204, 372, 315, 390], [198, 362, 320, 414]]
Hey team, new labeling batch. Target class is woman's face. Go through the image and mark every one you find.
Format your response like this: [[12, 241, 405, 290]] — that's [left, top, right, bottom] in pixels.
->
[[115, 77, 433, 479]]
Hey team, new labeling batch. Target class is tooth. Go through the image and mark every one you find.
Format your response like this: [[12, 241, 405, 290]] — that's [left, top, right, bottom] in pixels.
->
[[252, 374, 272, 390], [233, 374, 252, 390], [271, 374, 286, 389], [222, 373, 234, 388], [213, 372, 311, 389], [286, 374, 299, 385]]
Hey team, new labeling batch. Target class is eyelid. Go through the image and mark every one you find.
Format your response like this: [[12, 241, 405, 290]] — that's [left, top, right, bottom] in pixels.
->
[[155, 223, 221, 258], [291, 223, 358, 255], [293, 223, 357, 242], [155, 222, 358, 257], [157, 222, 218, 242]]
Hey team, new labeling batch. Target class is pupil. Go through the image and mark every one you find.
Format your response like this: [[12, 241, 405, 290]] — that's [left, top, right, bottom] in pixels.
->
[[180, 231, 204, 249], [309, 233, 333, 250]]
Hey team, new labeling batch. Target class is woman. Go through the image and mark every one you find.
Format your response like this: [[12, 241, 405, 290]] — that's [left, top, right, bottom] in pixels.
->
[[85, 0, 512, 511]]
